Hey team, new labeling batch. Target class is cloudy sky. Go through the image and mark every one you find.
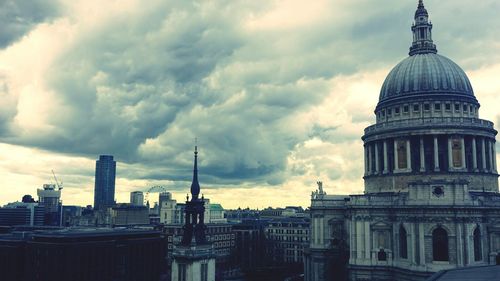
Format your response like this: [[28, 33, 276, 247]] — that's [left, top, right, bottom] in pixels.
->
[[1, 0, 499, 209]]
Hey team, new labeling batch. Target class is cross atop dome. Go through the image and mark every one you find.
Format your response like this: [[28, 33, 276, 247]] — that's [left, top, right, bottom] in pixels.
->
[[409, 0, 437, 56]]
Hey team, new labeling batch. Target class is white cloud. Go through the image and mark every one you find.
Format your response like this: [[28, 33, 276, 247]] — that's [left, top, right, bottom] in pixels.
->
[[0, 0, 499, 208]]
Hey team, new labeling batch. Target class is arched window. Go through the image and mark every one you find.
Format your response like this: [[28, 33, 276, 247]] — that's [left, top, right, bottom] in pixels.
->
[[399, 225, 408, 259], [473, 227, 482, 261], [432, 227, 449, 261]]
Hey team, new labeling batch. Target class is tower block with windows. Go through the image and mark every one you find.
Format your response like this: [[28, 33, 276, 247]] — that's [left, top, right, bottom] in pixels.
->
[[304, 2, 500, 281], [171, 147, 215, 281]]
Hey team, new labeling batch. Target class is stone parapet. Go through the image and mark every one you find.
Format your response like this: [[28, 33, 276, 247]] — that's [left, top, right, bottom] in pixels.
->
[[364, 117, 495, 138]]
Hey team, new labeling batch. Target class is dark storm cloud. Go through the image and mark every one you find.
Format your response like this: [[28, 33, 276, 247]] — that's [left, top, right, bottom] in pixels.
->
[[1, 0, 499, 188], [0, 0, 59, 48]]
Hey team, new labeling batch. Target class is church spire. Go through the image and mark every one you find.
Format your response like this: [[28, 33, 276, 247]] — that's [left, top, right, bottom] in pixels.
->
[[190, 145, 200, 200], [409, 0, 437, 56]]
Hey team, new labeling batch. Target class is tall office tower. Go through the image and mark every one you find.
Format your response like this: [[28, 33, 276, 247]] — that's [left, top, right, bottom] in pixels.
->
[[130, 191, 144, 206], [93, 155, 116, 210]]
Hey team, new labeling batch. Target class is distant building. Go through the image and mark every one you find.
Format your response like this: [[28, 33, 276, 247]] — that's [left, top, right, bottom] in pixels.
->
[[36, 184, 62, 226], [111, 204, 149, 226], [225, 208, 260, 223], [93, 155, 116, 210], [0, 228, 166, 281], [0, 202, 44, 226], [61, 205, 82, 226], [260, 207, 285, 218], [159, 191, 170, 207], [233, 219, 267, 271], [130, 191, 144, 206], [265, 217, 310, 265], [160, 193, 225, 225], [160, 192, 185, 224]]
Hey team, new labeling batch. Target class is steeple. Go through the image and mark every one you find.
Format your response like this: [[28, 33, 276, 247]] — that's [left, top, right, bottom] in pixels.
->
[[190, 145, 200, 200], [409, 0, 437, 56]]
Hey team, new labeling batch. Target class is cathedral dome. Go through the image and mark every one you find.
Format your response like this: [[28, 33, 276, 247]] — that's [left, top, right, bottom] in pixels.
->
[[378, 53, 475, 105]]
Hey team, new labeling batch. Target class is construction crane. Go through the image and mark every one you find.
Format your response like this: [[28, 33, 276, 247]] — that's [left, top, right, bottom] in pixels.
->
[[51, 170, 63, 190], [144, 185, 168, 205]]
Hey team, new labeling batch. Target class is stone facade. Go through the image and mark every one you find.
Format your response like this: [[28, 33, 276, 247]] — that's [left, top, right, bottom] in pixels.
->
[[303, 2, 500, 281]]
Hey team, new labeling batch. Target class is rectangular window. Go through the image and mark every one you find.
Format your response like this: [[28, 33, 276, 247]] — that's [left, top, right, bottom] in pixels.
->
[[445, 103, 451, 111], [413, 104, 420, 112], [178, 264, 187, 281], [424, 104, 430, 111], [452, 139, 462, 168], [395, 107, 400, 114], [387, 109, 392, 116], [397, 140, 408, 169], [382, 110, 386, 117], [435, 103, 441, 111], [455, 103, 460, 111], [201, 263, 208, 281], [403, 105, 409, 113], [463, 104, 468, 112], [469, 106, 473, 113]]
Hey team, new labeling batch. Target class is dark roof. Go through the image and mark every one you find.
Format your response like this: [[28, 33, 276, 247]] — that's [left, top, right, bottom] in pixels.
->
[[427, 266, 500, 281]]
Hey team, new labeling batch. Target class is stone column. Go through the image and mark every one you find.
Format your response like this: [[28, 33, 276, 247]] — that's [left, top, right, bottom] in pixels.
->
[[368, 144, 373, 175], [481, 138, 487, 172], [448, 137, 453, 170], [410, 223, 416, 264], [418, 223, 425, 266], [472, 137, 478, 172], [456, 223, 464, 266], [364, 221, 371, 260], [394, 141, 399, 171], [461, 137, 466, 169], [383, 141, 388, 174], [493, 141, 498, 173], [356, 221, 364, 260], [364, 145, 368, 176], [490, 140, 495, 173], [434, 136, 440, 171], [420, 137, 425, 172], [375, 142, 380, 174], [406, 139, 411, 171]]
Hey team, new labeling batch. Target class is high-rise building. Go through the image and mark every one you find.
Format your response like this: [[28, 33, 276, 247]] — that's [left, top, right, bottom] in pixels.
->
[[304, 1, 500, 281], [130, 191, 144, 206], [93, 155, 116, 210]]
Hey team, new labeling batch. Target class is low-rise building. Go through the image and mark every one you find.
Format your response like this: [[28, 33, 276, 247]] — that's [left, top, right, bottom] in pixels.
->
[[265, 217, 310, 264], [0, 202, 44, 226], [111, 204, 149, 226], [0, 228, 166, 281]]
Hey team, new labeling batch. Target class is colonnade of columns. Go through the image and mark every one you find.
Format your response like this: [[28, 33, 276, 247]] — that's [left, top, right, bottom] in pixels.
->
[[364, 135, 497, 176]]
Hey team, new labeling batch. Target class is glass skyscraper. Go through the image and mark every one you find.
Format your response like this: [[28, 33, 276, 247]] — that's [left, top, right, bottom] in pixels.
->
[[93, 155, 116, 210]]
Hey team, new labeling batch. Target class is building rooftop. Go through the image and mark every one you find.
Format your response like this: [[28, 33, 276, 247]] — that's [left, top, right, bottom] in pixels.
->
[[210, 204, 224, 211], [426, 266, 500, 281]]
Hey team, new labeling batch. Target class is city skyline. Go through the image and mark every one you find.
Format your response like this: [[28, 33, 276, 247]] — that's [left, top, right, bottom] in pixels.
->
[[1, 0, 500, 209]]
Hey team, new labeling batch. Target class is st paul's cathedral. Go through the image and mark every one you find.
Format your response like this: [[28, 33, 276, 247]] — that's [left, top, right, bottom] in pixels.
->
[[304, 1, 500, 280]]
